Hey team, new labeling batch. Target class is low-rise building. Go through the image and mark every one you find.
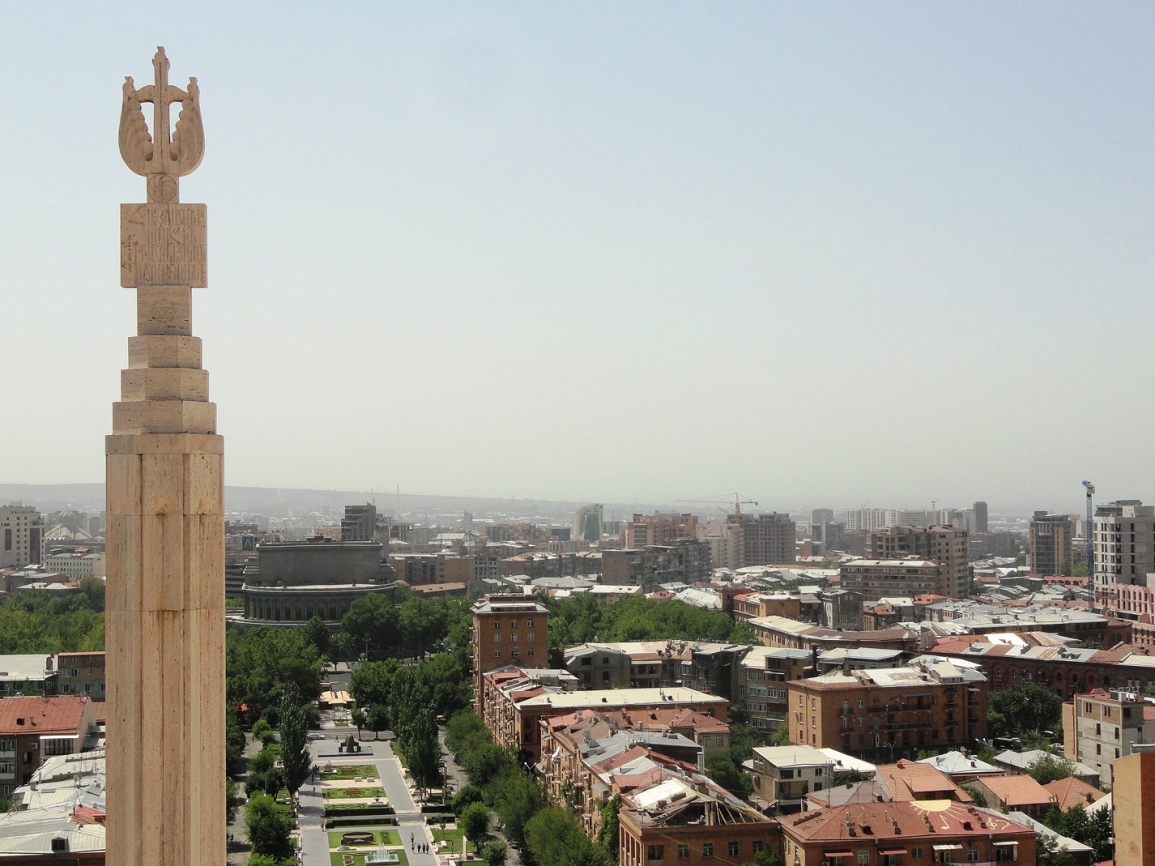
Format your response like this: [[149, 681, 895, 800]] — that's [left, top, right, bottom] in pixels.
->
[[0, 655, 58, 697], [57, 652, 106, 702], [916, 749, 1004, 784], [787, 658, 988, 761], [750, 745, 833, 813], [969, 774, 1056, 818], [839, 559, 941, 601], [479, 665, 727, 762], [779, 800, 1036, 866], [738, 647, 812, 733], [0, 695, 97, 798], [1062, 687, 1155, 786]]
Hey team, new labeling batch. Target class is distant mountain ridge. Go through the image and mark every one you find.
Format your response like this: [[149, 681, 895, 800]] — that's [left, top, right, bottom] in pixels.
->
[[0, 483, 651, 523]]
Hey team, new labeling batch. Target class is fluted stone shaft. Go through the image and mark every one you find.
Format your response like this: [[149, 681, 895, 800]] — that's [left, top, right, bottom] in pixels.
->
[[106, 279, 224, 866]]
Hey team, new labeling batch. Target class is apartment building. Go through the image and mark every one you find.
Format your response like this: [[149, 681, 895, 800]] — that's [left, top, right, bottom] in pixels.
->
[[601, 541, 711, 590], [839, 558, 940, 601], [868, 525, 971, 597], [623, 513, 698, 548], [1029, 512, 1074, 577], [479, 665, 728, 762], [0, 696, 97, 798], [0, 506, 43, 569], [750, 745, 834, 813], [787, 659, 988, 762], [471, 595, 550, 699], [780, 800, 1036, 866], [1062, 687, 1155, 786], [738, 647, 812, 732], [716, 513, 795, 570], [57, 652, 106, 702], [1093, 502, 1155, 648]]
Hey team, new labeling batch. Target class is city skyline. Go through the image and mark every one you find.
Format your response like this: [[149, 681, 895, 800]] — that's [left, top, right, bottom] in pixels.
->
[[2, 4, 1154, 508]]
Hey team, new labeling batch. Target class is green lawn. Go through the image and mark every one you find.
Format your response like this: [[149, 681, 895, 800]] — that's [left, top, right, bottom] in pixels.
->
[[321, 764, 378, 780], [431, 828, 473, 855], [324, 802, 393, 812], [330, 849, 410, 866], [326, 786, 386, 800], [327, 829, 402, 848]]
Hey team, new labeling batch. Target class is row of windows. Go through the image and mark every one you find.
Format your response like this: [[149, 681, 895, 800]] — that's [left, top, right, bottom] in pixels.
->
[[491, 619, 535, 629], [491, 633, 535, 643], [647, 840, 764, 860], [492, 649, 535, 659]]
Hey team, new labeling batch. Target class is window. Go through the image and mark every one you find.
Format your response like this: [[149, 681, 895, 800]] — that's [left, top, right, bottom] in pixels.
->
[[647, 846, 664, 861], [0, 738, 14, 752], [510, 633, 518, 643], [528, 632, 535, 642], [0, 761, 14, 775], [678, 846, 689, 860], [702, 844, 713, 858], [727, 842, 739, 857], [494, 650, 501, 658], [493, 634, 501, 643], [528, 649, 535, 657], [526, 619, 534, 627], [753, 842, 763, 854], [911, 849, 923, 860], [967, 847, 980, 862], [857, 852, 869, 866], [510, 618, 518, 627], [493, 620, 501, 629]]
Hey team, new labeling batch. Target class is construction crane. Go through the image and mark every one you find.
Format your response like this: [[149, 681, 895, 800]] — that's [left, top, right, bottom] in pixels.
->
[[676, 493, 759, 517], [1083, 480, 1095, 575]]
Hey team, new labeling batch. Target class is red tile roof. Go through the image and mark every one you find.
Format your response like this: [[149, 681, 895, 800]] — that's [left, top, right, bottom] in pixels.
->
[[0, 696, 90, 735], [1043, 776, 1106, 811]]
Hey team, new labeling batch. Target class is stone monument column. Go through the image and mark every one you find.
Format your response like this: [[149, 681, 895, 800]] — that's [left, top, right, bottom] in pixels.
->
[[107, 47, 224, 866]]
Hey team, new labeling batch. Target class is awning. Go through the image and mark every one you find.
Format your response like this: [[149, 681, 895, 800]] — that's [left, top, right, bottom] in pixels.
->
[[822, 854, 852, 859], [878, 850, 907, 856], [992, 841, 1019, 847], [932, 844, 963, 851]]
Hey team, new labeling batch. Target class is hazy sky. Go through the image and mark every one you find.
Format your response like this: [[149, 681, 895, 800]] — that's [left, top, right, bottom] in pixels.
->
[[1, 3, 1153, 514]]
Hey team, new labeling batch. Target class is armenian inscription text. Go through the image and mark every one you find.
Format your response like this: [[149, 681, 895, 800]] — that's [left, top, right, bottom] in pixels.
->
[[120, 202, 207, 287]]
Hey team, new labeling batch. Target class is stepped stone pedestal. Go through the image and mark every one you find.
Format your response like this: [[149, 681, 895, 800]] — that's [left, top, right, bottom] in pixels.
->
[[106, 47, 224, 866]]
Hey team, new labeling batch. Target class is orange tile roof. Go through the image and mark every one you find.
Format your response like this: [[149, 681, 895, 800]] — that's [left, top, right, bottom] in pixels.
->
[[781, 799, 1033, 843], [0, 695, 89, 735], [875, 761, 971, 802], [978, 774, 1055, 807], [1043, 776, 1105, 812]]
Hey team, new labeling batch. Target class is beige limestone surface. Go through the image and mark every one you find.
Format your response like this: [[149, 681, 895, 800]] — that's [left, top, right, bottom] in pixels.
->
[[107, 47, 224, 866]]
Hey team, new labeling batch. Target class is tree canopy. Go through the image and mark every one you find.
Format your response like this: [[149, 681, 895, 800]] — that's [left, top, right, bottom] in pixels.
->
[[988, 683, 1062, 739], [544, 593, 746, 647], [225, 626, 324, 720], [0, 586, 105, 654]]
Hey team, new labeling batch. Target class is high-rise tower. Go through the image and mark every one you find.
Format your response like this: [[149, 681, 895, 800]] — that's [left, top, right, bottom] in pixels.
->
[[106, 48, 224, 866]]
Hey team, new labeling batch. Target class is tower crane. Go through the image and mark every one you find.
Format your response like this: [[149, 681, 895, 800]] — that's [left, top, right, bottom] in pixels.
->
[[1082, 481, 1095, 575], [676, 493, 759, 517]]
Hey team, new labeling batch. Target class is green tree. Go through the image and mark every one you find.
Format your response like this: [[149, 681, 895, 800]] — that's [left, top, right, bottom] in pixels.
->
[[705, 753, 752, 799], [1027, 753, 1075, 785], [729, 622, 757, 646], [226, 778, 243, 824], [279, 683, 313, 797], [453, 784, 486, 815], [226, 710, 248, 778], [461, 801, 492, 847], [482, 841, 508, 866], [767, 724, 791, 747], [489, 770, 544, 846], [597, 796, 621, 855], [366, 704, 390, 740], [988, 683, 1062, 739], [960, 784, 987, 807], [244, 793, 294, 860], [740, 848, 782, 866], [341, 593, 399, 659], [304, 615, 330, 659], [226, 627, 323, 721], [524, 807, 613, 866], [351, 707, 366, 737], [350, 659, 400, 710], [403, 708, 443, 796]]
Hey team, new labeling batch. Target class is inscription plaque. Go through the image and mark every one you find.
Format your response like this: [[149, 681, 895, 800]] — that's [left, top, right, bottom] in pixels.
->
[[120, 202, 207, 287]]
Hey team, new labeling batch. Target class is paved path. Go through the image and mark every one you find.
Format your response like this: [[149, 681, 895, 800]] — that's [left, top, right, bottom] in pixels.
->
[[299, 732, 440, 866]]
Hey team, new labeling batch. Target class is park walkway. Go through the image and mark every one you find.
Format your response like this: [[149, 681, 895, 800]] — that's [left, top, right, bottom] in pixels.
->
[[298, 737, 440, 866]]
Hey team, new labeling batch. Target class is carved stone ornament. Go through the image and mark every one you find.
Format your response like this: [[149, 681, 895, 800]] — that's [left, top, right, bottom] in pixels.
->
[[119, 46, 204, 204]]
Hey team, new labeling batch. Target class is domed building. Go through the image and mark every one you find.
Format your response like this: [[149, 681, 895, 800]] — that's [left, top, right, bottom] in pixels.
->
[[240, 538, 393, 626]]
